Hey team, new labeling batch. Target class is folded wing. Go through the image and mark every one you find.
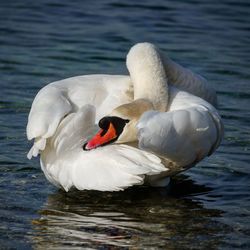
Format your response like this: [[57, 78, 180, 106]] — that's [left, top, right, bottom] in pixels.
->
[[137, 88, 223, 175]]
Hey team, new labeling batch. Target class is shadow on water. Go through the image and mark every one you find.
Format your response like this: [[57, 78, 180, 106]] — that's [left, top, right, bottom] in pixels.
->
[[31, 176, 229, 249]]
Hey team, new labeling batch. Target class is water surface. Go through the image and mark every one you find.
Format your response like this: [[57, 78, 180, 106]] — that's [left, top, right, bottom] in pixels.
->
[[0, 0, 250, 249]]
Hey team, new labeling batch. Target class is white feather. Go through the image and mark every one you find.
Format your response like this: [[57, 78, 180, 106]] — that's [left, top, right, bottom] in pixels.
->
[[27, 42, 223, 191], [137, 87, 223, 168], [40, 105, 165, 191]]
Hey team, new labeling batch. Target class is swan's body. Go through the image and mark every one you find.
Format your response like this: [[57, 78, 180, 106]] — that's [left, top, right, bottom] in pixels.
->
[[27, 43, 223, 191]]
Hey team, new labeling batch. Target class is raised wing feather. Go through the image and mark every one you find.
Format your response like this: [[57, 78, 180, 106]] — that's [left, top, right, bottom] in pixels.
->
[[27, 86, 72, 159], [26, 75, 132, 160]]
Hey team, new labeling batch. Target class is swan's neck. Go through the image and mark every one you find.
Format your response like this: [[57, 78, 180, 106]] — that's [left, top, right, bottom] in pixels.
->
[[161, 53, 217, 106], [126, 43, 168, 112]]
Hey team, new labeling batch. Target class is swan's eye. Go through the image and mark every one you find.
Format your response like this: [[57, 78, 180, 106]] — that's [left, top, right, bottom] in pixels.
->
[[98, 116, 129, 137], [98, 117, 110, 130], [98, 117, 111, 136], [108, 116, 130, 136]]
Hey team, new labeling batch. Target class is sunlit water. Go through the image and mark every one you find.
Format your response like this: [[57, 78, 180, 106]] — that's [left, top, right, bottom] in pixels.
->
[[0, 0, 250, 249]]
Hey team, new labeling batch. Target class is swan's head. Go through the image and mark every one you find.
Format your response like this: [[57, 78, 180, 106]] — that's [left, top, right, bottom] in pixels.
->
[[83, 99, 153, 150], [83, 116, 130, 150]]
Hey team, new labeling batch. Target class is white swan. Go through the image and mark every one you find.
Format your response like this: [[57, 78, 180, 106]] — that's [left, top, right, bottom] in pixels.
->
[[27, 43, 223, 191]]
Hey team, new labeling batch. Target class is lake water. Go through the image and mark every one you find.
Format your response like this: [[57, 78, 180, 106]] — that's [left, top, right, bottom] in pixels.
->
[[0, 0, 250, 249]]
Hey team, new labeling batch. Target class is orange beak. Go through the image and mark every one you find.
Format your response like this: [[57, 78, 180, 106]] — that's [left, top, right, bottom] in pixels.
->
[[84, 122, 117, 150]]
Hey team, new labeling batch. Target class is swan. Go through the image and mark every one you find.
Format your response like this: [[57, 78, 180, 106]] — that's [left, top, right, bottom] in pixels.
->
[[26, 43, 223, 191]]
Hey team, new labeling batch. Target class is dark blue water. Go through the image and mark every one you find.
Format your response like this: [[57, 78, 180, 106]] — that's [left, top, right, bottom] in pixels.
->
[[1, 0, 250, 249]]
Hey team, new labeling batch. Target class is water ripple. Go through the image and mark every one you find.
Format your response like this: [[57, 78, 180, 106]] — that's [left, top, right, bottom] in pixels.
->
[[0, 0, 249, 248]]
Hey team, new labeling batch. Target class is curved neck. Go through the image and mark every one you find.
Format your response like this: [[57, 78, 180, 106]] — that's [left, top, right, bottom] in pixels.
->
[[161, 53, 217, 106], [126, 43, 169, 112]]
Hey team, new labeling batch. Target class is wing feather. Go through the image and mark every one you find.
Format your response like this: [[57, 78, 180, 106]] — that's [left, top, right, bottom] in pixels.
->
[[137, 92, 223, 169], [27, 86, 72, 159], [40, 105, 166, 191]]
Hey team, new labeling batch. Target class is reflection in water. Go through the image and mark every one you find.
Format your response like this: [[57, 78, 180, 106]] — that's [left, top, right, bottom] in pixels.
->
[[31, 176, 228, 249]]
